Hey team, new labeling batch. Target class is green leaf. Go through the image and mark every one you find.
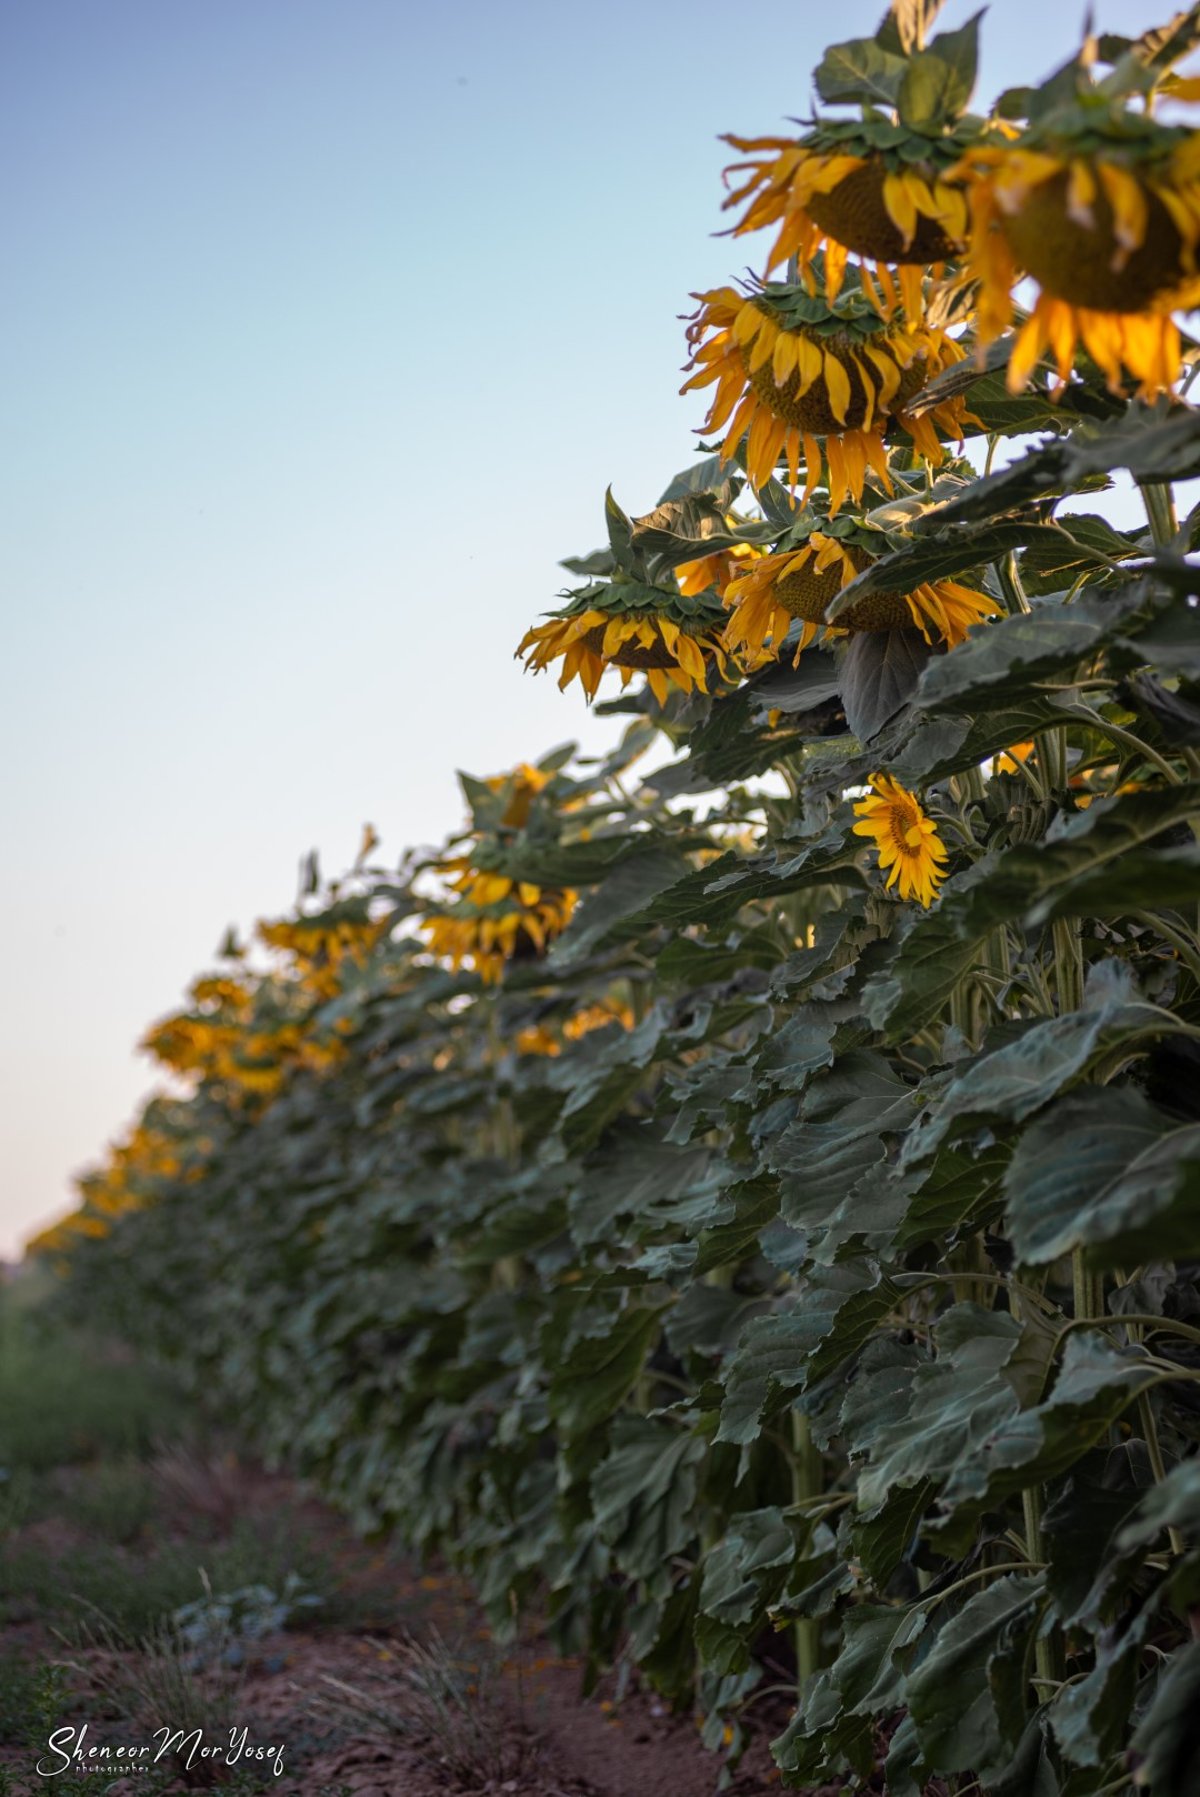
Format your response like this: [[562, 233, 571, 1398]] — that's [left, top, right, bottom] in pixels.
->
[[1128, 1639, 1200, 1797], [590, 1415, 706, 1582], [857, 1306, 1024, 1513], [831, 1602, 928, 1714], [1117, 1459, 1200, 1553], [893, 1142, 1010, 1251], [849, 1478, 934, 1585], [570, 1131, 719, 1248], [814, 36, 908, 106], [935, 1333, 1160, 1523], [915, 589, 1146, 714], [863, 905, 993, 1039], [657, 455, 735, 503], [604, 485, 636, 566], [718, 1262, 900, 1445], [547, 1304, 663, 1437], [896, 12, 981, 129], [908, 1575, 1043, 1776], [898, 52, 962, 128], [903, 961, 1172, 1165], [839, 628, 930, 742], [1004, 1087, 1200, 1270], [930, 405, 1200, 524], [549, 845, 694, 964], [696, 1506, 794, 1674]]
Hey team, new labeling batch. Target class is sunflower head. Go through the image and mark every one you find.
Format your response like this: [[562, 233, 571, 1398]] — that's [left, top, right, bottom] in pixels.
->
[[517, 576, 732, 706], [720, 14, 989, 295], [958, 74, 1200, 397], [852, 774, 948, 907], [723, 526, 994, 665], [422, 863, 577, 985], [682, 274, 976, 510]]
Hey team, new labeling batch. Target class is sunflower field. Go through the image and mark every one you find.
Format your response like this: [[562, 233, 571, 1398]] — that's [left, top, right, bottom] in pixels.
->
[[36, 3, 1200, 1790]]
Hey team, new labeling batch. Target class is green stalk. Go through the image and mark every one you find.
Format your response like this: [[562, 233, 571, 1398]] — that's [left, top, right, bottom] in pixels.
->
[[1138, 1391, 1185, 1556], [1072, 1251, 1103, 1328], [1139, 479, 1179, 548], [1052, 916, 1084, 1015], [994, 551, 1031, 616], [1035, 727, 1066, 798], [790, 1409, 822, 1690], [1013, 1280, 1064, 1687]]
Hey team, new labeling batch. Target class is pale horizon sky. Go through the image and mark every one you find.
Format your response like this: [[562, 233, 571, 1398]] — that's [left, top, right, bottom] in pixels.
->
[[1, 0, 1180, 1257]]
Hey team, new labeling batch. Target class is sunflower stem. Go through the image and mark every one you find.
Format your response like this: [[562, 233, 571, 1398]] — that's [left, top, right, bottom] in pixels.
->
[[790, 1408, 822, 1691], [1139, 480, 1179, 548], [1035, 727, 1067, 797], [1138, 1389, 1185, 1555], [1072, 1249, 1102, 1327], [1052, 915, 1084, 1015], [994, 552, 1031, 616]]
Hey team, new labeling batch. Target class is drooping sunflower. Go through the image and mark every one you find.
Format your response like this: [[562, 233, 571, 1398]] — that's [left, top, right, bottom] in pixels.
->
[[422, 863, 577, 985], [681, 279, 976, 511], [258, 900, 388, 1000], [722, 135, 970, 316], [852, 774, 948, 907], [723, 531, 995, 666], [517, 576, 733, 706], [959, 124, 1200, 396]]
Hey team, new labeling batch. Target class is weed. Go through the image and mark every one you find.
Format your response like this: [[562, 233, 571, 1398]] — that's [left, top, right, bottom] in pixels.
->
[[314, 1627, 539, 1787]]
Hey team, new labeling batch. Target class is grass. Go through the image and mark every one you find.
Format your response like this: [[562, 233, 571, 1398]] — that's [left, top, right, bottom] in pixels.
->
[[0, 1294, 185, 1472], [0, 1283, 369, 1791]]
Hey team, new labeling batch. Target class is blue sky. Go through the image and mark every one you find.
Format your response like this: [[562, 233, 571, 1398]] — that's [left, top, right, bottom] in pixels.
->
[[0, 0, 1182, 1254]]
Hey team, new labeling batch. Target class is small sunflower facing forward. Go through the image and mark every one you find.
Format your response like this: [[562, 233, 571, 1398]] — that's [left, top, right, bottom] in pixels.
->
[[852, 774, 948, 908]]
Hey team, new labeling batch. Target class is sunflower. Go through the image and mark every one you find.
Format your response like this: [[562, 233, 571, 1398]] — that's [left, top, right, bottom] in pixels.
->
[[258, 903, 387, 999], [675, 538, 764, 597], [852, 774, 948, 907], [681, 281, 975, 511], [516, 998, 634, 1057], [723, 533, 995, 665], [422, 863, 577, 984], [484, 762, 551, 829], [959, 131, 1200, 396], [517, 580, 733, 705], [722, 137, 969, 316]]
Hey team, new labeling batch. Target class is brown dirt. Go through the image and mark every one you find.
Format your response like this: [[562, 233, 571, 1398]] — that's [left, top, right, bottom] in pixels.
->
[[0, 1461, 795, 1796]]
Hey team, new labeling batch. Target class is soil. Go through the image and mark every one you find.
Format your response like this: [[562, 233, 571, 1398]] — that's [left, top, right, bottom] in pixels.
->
[[0, 1460, 798, 1797]]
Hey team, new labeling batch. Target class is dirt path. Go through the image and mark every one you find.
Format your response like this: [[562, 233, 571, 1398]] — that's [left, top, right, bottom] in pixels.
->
[[1, 1457, 793, 1796]]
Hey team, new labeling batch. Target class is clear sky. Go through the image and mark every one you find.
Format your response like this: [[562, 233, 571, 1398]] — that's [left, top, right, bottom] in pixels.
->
[[1, 0, 1182, 1257]]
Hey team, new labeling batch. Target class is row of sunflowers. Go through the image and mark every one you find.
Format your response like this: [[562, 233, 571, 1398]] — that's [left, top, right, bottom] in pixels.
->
[[37, 4, 1200, 1790]]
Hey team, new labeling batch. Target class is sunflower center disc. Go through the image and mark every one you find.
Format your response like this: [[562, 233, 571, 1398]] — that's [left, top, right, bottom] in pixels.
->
[[743, 332, 876, 434], [1002, 166, 1188, 313], [807, 159, 962, 264], [580, 622, 685, 670]]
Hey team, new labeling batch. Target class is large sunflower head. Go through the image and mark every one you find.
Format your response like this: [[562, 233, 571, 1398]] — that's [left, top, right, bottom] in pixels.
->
[[517, 575, 732, 706], [723, 137, 970, 316], [959, 105, 1200, 396], [723, 527, 994, 666], [718, 11, 1001, 311], [681, 275, 976, 511], [852, 774, 948, 907]]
